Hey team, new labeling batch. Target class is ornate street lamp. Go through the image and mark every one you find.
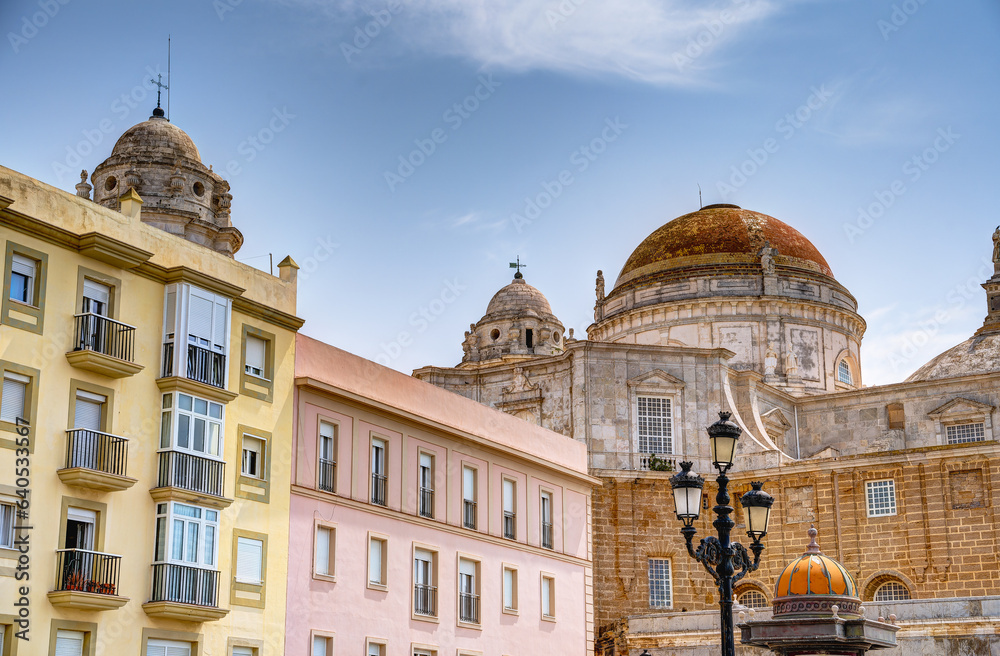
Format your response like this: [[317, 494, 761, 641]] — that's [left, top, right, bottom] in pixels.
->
[[669, 411, 774, 656]]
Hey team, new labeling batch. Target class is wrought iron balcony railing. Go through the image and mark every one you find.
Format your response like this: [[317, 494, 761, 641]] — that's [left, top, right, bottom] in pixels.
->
[[419, 486, 434, 518], [459, 591, 480, 623], [161, 342, 227, 389], [542, 521, 554, 549], [463, 500, 476, 530], [64, 429, 128, 477], [73, 313, 136, 362], [371, 473, 387, 506], [503, 511, 516, 540], [317, 458, 336, 492], [150, 562, 219, 607], [413, 583, 437, 616], [55, 549, 122, 597], [157, 450, 225, 498]]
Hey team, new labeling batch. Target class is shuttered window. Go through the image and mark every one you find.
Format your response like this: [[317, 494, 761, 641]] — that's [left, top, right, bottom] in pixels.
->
[[312, 636, 330, 656], [54, 630, 85, 656], [10, 254, 36, 305], [463, 466, 475, 502], [0, 502, 14, 548], [502, 479, 515, 513], [368, 537, 384, 585], [236, 537, 263, 584], [180, 286, 230, 352], [503, 567, 517, 610], [82, 279, 111, 316], [1, 373, 28, 423], [232, 647, 254, 656], [74, 390, 106, 431], [315, 526, 333, 576], [241, 435, 265, 479], [244, 335, 266, 378], [541, 576, 555, 618], [146, 639, 192, 656]]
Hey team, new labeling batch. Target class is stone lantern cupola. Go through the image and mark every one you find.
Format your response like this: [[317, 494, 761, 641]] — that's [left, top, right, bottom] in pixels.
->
[[89, 106, 243, 256], [460, 272, 565, 365]]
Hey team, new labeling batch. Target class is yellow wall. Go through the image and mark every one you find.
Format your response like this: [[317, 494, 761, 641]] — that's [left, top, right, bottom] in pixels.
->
[[0, 166, 298, 655]]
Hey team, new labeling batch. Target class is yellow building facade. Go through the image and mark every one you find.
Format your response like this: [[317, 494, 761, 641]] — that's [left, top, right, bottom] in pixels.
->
[[0, 108, 301, 656]]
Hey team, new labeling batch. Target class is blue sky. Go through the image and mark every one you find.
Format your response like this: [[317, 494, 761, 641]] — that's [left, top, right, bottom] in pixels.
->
[[2, 0, 999, 385]]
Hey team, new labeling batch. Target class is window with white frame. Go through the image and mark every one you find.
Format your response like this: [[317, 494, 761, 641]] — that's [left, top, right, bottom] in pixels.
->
[[502, 566, 518, 612], [502, 478, 516, 540], [637, 396, 672, 454], [945, 422, 986, 445], [244, 335, 267, 378], [1, 372, 29, 424], [738, 588, 768, 609], [648, 558, 672, 609], [541, 574, 555, 619], [162, 283, 231, 386], [159, 392, 224, 458], [153, 502, 219, 569], [146, 639, 192, 656], [368, 535, 387, 587], [413, 548, 436, 616], [371, 438, 387, 506], [838, 359, 853, 385], [0, 501, 13, 549], [81, 278, 111, 317], [318, 421, 337, 492], [235, 536, 263, 584], [413, 649, 436, 656], [241, 434, 265, 479], [458, 558, 480, 624], [873, 580, 910, 601], [311, 636, 332, 656], [231, 647, 255, 656], [865, 479, 897, 517], [367, 641, 386, 656], [9, 254, 38, 306], [54, 629, 85, 656], [418, 452, 434, 518], [540, 490, 554, 549], [315, 525, 335, 577], [462, 466, 477, 529]]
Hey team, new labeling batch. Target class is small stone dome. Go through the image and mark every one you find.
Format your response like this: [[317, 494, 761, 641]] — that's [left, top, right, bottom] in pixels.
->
[[614, 204, 833, 293], [483, 276, 559, 322], [772, 527, 861, 618], [906, 333, 1000, 382], [111, 114, 201, 163]]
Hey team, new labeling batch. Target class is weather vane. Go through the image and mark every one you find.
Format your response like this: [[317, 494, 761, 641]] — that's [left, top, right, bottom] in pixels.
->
[[152, 73, 169, 111], [509, 256, 526, 279]]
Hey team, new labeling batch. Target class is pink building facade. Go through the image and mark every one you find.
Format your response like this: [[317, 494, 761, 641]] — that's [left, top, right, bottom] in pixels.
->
[[286, 335, 597, 656]]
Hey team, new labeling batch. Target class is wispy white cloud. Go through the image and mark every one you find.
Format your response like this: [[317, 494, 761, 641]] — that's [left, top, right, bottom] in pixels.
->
[[286, 0, 782, 85]]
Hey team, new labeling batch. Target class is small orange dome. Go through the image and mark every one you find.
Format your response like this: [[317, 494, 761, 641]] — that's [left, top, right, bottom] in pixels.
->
[[771, 527, 861, 618]]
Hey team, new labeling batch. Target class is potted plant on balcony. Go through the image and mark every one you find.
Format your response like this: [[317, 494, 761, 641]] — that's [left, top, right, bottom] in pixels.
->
[[65, 573, 85, 591]]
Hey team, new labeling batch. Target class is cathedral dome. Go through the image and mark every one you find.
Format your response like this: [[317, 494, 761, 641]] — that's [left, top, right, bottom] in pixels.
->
[[613, 204, 833, 292], [906, 333, 1000, 382], [483, 276, 558, 322], [772, 527, 861, 617], [111, 114, 202, 163]]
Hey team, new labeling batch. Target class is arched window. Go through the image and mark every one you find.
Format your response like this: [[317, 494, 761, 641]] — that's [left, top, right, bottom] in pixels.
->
[[838, 359, 853, 385], [737, 588, 768, 609], [873, 580, 910, 601]]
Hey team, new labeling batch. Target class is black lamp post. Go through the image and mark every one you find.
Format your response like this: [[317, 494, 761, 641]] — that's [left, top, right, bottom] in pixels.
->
[[669, 411, 774, 656]]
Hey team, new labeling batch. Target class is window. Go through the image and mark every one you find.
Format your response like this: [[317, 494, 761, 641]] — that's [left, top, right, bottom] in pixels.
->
[[738, 589, 768, 610], [1, 372, 28, 424], [311, 636, 332, 656], [637, 396, 672, 454], [866, 479, 897, 517], [502, 565, 518, 612], [648, 559, 672, 609], [873, 580, 911, 601], [244, 335, 266, 378], [367, 641, 386, 656], [54, 630, 85, 656], [371, 438, 387, 506], [153, 502, 219, 568], [368, 535, 387, 588], [159, 392, 224, 458], [458, 558, 480, 624], [525, 328, 534, 349], [462, 466, 477, 529], [81, 279, 111, 317], [838, 359, 853, 385], [502, 478, 516, 540], [161, 283, 231, 387], [315, 525, 335, 578], [232, 647, 255, 656], [73, 390, 106, 431], [241, 434, 265, 479], [413, 650, 436, 656], [235, 537, 263, 584], [146, 639, 192, 656], [0, 501, 14, 548], [540, 575, 555, 619], [9, 254, 37, 306], [413, 547, 437, 617], [418, 453, 434, 518], [64, 506, 97, 551], [318, 421, 337, 492], [946, 422, 985, 445], [540, 491, 553, 549]]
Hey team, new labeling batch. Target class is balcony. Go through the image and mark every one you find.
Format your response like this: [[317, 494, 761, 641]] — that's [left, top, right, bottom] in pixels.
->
[[65, 313, 143, 378], [414, 583, 437, 617], [143, 563, 228, 622], [459, 592, 480, 624], [158, 342, 237, 404], [47, 549, 129, 611], [57, 429, 136, 492], [419, 486, 434, 518], [463, 500, 477, 530], [542, 521, 554, 550], [317, 457, 336, 493], [371, 473, 387, 506], [503, 511, 516, 540], [149, 450, 232, 509]]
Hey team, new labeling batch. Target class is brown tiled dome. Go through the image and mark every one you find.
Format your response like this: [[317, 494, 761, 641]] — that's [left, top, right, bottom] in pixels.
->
[[111, 115, 201, 163], [614, 204, 833, 290]]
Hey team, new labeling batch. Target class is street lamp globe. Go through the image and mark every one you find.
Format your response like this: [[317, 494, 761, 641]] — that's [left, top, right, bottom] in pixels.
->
[[740, 481, 774, 541], [669, 461, 705, 527], [707, 411, 742, 472]]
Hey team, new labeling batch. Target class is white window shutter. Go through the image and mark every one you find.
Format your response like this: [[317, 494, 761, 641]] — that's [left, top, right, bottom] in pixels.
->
[[236, 537, 263, 583], [459, 558, 476, 578], [54, 630, 85, 656], [187, 292, 214, 344], [315, 527, 331, 575], [232, 648, 253, 656], [74, 395, 104, 430], [1, 376, 27, 422], [542, 578, 552, 615], [368, 539, 382, 583], [11, 254, 35, 278], [213, 297, 229, 350], [82, 279, 111, 307], [503, 568, 514, 608], [312, 636, 328, 656], [147, 640, 191, 656], [163, 288, 177, 338], [419, 452, 432, 469], [503, 479, 515, 513], [245, 336, 265, 373], [463, 467, 475, 500]]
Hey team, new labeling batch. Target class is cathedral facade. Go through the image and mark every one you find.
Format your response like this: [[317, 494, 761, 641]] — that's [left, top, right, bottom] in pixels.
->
[[415, 205, 1000, 654]]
